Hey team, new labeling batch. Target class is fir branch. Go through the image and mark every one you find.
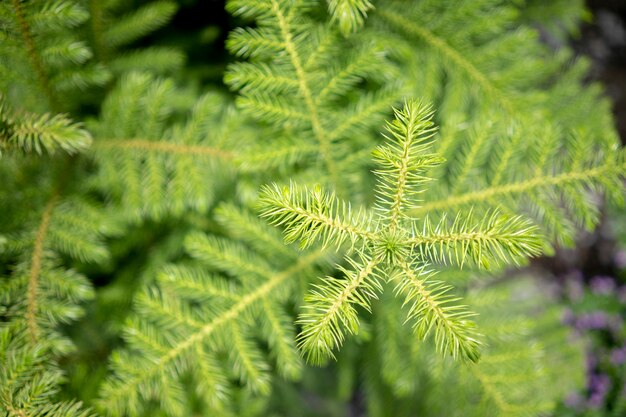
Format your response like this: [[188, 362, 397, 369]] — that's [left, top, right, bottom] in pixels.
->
[[325, 86, 400, 143], [0, 326, 95, 417], [418, 279, 585, 417], [226, 0, 400, 196], [409, 211, 543, 268], [102, 1, 178, 49], [262, 298, 301, 379], [372, 100, 440, 228], [215, 203, 297, 261], [1, 196, 106, 355], [89, 74, 234, 220]]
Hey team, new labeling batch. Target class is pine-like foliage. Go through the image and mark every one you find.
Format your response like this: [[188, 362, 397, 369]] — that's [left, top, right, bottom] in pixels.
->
[[260, 100, 543, 364], [88, 72, 237, 222], [84, 0, 182, 74], [0, 94, 91, 156], [0, 324, 94, 417], [326, 0, 374, 35], [0, 1, 622, 417], [424, 280, 583, 417], [0, 187, 111, 353], [367, 278, 583, 417], [0, 0, 176, 158], [0, 157, 115, 417], [97, 204, 335, 416], [372, 0, 624, 247], [0, 0, 108, 113], [225, 0, 400, 196]]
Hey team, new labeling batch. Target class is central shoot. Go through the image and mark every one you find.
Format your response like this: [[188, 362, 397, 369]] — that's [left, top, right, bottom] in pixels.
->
[[259, 100, 542, 364]]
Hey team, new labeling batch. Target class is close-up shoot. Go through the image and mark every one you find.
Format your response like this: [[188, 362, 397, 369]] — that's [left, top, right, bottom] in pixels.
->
[[2, 0, 626, 416]]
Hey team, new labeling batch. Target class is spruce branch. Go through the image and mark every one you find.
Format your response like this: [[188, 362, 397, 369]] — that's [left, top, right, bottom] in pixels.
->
[[260, 100, 542, 363], [269, 0, 342, 191], [89, 74, 234, 221], [1, 195, 108, 355], [373, 1, 625, 244], [98, 207, 332, 415]]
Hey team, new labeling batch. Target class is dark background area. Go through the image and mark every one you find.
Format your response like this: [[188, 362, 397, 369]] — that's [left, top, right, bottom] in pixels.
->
[[540, 0, 626, 279], [576, 0, 626, 142]]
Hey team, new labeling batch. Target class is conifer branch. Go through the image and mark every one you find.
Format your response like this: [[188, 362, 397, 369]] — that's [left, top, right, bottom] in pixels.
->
[[215, 203, 297, 260], [450, 125, 492, 195], [98, 250, 326, 410], [26, 194, 59, 344], [93, 139, 233, 159], [326, 87, 399, 142], [394, 262, 481, 361], [0, 327, 95, 417], [327, 0, 374, 35], [377, 7, 515, 114], [408, 162, 626, 216], [88, 0, 107, 62], [259, 182, 376, 249], [297, 254, 383, 364], [0, 96, 92, 155], [270, 0, 342, 192], [410, 280, 586, 416], [372, 100, 440, 228], [262, 298, 301, 378], [409, 211, 543, 268], [235, 141, 319, 173], [9, 0, 58, 110], [262, 100, 542, 363], [158, 265, 241, 302], [490, 128, 523, 187], [102, 1, 178, 49]]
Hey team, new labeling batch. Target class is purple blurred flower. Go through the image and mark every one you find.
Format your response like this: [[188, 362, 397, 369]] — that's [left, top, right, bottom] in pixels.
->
[[590, 275, 616, 295], [576, 312, 609, 330], [587, 373, 611, 408], [610, 346, 626, 365], [615, 249, 626, 269]]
